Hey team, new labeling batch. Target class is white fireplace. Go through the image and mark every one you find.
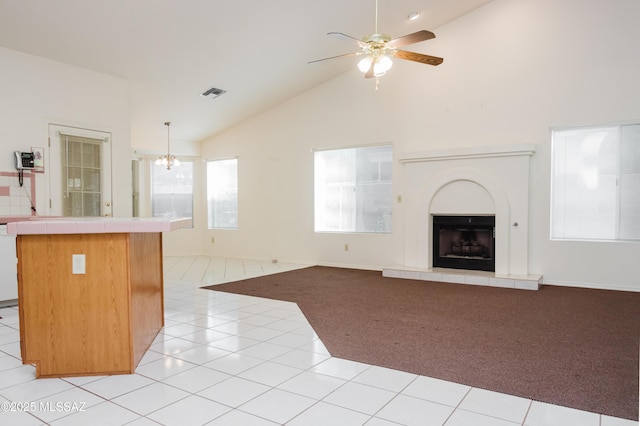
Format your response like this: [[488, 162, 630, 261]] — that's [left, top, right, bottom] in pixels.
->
[[384, 144, 542, 290]]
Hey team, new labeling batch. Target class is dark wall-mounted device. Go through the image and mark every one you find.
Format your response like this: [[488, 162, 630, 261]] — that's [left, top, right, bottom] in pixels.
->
[[14, 151, 35, 170]]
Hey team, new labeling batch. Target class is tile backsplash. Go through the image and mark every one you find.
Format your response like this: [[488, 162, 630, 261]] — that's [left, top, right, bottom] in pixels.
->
[[0, 172, 37, 216]]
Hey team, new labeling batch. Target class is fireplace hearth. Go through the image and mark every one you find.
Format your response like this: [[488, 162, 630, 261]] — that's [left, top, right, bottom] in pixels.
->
[[432, 215, 495, 272]]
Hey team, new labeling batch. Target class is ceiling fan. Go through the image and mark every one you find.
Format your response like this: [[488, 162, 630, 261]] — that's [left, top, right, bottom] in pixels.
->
[[309, 0, 443, 84]]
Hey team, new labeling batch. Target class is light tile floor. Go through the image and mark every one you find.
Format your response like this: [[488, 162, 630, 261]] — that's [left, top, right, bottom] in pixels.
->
[[0, 256, 636, 426]]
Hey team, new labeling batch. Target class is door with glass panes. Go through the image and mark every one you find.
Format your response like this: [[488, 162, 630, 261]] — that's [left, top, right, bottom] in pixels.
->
[[48, 125, 112, 217]]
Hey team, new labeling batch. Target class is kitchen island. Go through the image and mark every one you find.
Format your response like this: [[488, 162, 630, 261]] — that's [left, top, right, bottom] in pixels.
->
[[7, 217, 191, 378]]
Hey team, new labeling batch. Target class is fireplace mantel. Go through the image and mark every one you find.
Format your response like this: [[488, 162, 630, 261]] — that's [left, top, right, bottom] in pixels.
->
[[393, 143, 542, 289], [398, 143, 536, 164]]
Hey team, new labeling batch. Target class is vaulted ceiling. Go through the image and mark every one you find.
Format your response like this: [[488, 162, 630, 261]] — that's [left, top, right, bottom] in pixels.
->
[[0, 0, 492, 148]]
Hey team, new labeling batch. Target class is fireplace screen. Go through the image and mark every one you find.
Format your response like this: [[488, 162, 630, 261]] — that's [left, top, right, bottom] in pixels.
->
[[432, 215, 495, 271]]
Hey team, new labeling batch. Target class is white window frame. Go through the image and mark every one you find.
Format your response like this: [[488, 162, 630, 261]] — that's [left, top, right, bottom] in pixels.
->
[[550, 123, 640, 242], [314, 144, 393, 234], [150, 160, 194, 225], [206, 158, 238, 230]]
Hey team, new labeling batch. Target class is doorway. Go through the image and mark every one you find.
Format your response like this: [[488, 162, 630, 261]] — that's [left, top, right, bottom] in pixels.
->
[[48, 124, 112, 217]]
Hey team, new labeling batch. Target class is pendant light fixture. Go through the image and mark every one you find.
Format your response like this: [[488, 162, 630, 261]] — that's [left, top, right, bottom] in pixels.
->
[[156, 121, 180, 170]]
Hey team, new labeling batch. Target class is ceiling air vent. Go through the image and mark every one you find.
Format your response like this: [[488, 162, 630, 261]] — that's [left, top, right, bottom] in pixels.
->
[[200, 87, 227, 99]]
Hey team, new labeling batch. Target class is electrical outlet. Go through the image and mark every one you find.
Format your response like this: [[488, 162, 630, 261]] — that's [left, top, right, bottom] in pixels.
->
[[344, 244, 349, 251], [72, 254, 86, 275], [211, 237, 215, 243]]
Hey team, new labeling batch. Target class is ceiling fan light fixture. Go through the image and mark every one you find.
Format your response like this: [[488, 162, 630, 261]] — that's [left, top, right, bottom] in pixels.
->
[[376, 55, 393, 75], [358, 54, 393, 76], [357, 56, 372, 73], [309, 0, 442, 88]]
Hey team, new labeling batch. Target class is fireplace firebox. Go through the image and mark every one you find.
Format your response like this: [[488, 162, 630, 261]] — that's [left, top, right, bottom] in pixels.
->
[[432, 215, 495, 272]]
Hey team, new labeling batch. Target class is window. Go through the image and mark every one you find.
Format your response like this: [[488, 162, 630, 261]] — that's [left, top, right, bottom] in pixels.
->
[[151, 161, 193, 224], [207, 159, 238, 229], [551, 124, 640, 241], [314, 145, 392, 233]]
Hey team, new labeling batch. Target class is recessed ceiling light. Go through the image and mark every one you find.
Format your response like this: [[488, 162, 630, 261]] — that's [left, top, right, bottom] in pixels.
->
[[408, 11, 420, 21]]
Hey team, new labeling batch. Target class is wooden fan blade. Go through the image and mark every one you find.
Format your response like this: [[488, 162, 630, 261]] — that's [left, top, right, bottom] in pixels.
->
[[308, 51, 359, 64], [394, 50, 443, 66], [387, 30, 436, 49]]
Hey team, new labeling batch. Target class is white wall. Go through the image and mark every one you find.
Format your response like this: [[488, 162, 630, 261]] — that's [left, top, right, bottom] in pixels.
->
[[198, 0, 640, 291], [0, 47, 132, 217]]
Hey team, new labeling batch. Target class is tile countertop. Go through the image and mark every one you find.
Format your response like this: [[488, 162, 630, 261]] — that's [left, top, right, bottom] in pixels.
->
[[6, 217, 192, 235], [0, 216, 40, 225]]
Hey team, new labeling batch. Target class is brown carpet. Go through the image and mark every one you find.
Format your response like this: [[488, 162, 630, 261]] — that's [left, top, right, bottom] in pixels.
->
[[203, 266, 640, 421]]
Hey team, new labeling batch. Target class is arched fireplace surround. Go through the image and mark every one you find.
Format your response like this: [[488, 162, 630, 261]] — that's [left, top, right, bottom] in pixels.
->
[[398, 144, 538, 281]]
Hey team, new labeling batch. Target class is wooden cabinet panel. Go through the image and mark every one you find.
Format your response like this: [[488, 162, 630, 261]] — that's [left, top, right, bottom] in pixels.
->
[[129, 232, 164, 366], [17, 232, 163, 378]]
